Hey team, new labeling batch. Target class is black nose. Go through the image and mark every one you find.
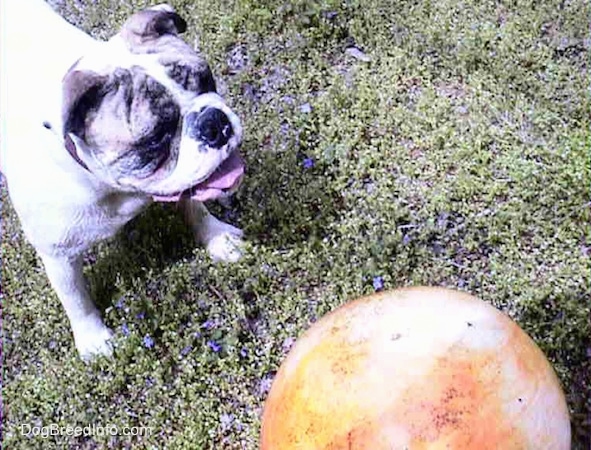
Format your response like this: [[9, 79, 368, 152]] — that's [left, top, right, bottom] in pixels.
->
[[186, 107, 233, 148]]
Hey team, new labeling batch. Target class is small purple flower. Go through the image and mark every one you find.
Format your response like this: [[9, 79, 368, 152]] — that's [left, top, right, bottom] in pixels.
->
[[259, 376, 274, 395], [136, 311, 146, 320], [115, 297, 125, 309], [300, 102, 312, 113], [180, 345, 192, 357], [240, 348, 248, 358], [281, 95, 296, 105], [143, 335, 155, 349], [207, 340, 222, 353], [303, 157, 314, 169], [202, 320, 216, 330], [220, 413, 234, 429], [121, 323, 130, 336], [372, 276, 384, 291]]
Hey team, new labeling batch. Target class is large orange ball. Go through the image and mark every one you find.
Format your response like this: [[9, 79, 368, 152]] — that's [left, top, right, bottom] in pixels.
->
[[261, 287, 571, 449]]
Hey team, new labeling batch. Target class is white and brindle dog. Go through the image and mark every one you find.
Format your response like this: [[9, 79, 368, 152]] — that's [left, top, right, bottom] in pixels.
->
[[1, 1, 246, 359]]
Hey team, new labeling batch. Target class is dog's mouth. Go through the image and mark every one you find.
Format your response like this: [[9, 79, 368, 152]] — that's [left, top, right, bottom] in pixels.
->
[[152, 151, 245, 202]]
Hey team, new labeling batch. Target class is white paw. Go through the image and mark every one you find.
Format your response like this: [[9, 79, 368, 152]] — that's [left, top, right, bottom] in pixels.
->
[[72, 321, 114, 360], [205, 227, 244, 263]]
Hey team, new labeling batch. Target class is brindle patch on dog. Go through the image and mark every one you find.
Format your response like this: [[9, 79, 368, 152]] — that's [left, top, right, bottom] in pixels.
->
[[166, 61, 216, 94], [63, 66, 180, 177]]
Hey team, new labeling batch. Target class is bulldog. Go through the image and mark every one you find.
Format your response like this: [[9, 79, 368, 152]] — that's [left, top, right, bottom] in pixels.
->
[[0, 1, 246, 359]]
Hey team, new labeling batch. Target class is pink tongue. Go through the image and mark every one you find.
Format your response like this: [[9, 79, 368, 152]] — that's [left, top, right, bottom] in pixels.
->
[[196, 151, 244, 190], [153, 152, 245, 202], [191, 151, 245, 201]]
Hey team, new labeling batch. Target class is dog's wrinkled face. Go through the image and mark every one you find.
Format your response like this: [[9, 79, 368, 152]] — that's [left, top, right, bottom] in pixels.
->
[[62, 5, 244, 201]]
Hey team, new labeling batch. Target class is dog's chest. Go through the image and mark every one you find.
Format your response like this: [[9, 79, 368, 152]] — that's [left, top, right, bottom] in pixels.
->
[[41, 193, 151, 256], [75, 193, 150, 240]]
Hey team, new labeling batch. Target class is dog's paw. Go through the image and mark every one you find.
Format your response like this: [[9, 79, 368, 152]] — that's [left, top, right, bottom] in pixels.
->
[[205, 226, 244, 263], [73, 321, 114, 361]]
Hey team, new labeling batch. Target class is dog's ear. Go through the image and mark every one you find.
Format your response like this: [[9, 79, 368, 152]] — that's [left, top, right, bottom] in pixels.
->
[[119, 5, 187, 47], [62, 69, 108, 139], [61, 69, 108, 170]]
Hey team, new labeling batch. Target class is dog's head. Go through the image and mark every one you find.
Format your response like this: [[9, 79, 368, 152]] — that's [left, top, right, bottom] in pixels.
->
[[62, 5, 244, 202]]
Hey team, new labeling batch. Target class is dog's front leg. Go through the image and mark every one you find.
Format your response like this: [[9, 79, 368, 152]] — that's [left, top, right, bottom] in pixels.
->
[[179, 199, 243, 262], [39, 253, 113, 359]]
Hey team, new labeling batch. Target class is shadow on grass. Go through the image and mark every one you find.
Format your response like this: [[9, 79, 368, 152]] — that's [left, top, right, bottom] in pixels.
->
[[87, 204, 195, 311], [235, 145, 345, 249]]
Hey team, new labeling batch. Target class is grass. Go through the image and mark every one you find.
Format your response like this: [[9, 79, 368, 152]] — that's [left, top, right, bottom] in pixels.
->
[[2, 0, 590, 448]]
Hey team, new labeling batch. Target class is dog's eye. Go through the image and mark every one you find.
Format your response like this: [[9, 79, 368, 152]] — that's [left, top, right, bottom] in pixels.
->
[[145, 131, 170, 150], [132, 129, 172, 171], [140, 120, 175, 152]]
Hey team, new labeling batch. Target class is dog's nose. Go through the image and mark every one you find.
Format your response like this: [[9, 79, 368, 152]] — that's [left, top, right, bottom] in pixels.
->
[[186, 107, 233, 148]]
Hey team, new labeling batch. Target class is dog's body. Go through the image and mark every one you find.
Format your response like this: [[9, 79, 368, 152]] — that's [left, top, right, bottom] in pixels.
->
[[1, 1, 246, 358]]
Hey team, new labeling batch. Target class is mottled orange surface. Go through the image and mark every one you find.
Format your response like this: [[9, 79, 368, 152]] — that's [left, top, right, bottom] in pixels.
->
[[260, 287, 570, 450]]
